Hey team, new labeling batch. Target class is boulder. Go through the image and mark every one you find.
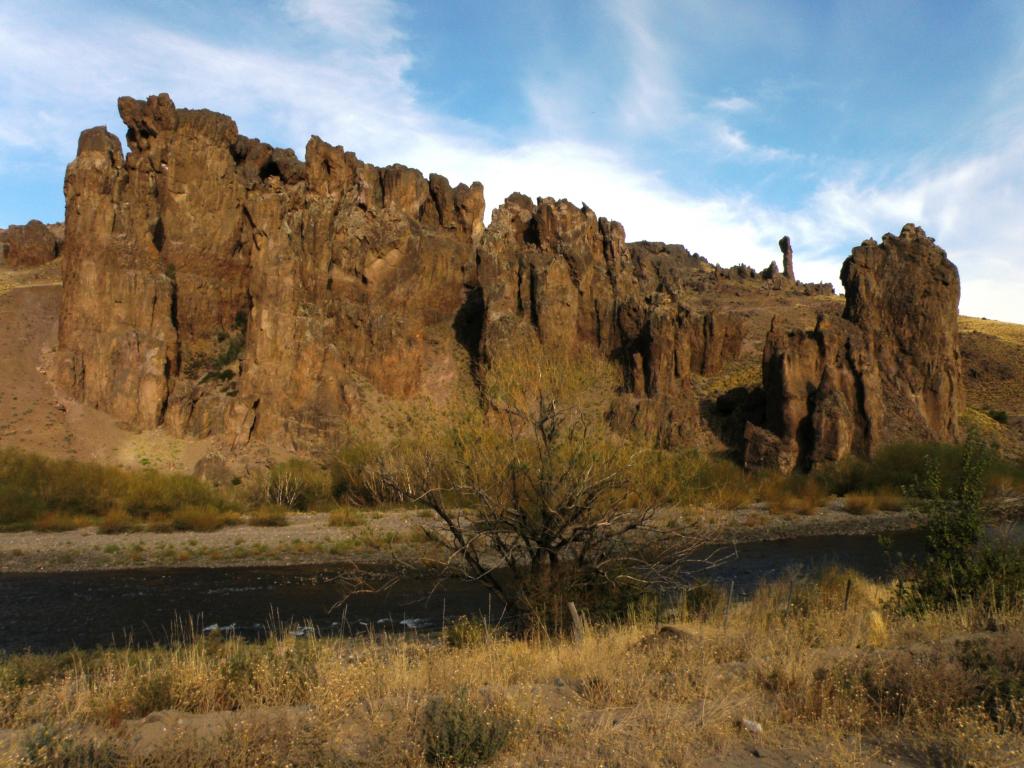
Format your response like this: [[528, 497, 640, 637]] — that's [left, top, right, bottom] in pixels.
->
[[0, 219, 60, 267]]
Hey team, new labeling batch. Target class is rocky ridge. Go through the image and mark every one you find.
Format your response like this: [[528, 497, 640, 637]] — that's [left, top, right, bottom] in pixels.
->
[[0, 220, 63, 267], [55, 94, 964, 467]]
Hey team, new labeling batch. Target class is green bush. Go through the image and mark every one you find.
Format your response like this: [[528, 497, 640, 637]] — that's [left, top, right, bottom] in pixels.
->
[[421, 688, 514, 767], [891, 436, 1024, 614], [988, 409, 1010, 424], [330, 439, 395, 505], [0, 448, 232, 530], [820, 439, 1023, 499]]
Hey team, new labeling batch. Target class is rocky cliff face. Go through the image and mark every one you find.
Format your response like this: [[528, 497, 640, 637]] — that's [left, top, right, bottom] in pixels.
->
[[58, 94, 484, 449], [0, 220, 61, 267], [477, 195, 744, 446], [57, 94, 963, 464], [744, 224, 963, 471]]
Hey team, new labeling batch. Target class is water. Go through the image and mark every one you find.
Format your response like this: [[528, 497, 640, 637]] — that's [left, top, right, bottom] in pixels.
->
[[0, 527, 980, 653]]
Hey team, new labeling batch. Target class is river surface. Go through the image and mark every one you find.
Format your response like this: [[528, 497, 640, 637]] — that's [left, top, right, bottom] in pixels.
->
[[1, 527, 966, 653]]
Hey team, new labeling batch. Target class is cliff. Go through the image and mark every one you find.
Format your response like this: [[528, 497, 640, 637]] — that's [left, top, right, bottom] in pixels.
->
[[56, 94, 963, 465]]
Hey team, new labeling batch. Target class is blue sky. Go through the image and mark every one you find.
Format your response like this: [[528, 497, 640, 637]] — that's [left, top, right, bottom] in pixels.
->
[[2, 0, 1023, 321]]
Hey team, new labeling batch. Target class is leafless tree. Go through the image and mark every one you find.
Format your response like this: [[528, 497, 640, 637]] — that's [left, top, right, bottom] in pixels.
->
[[373, 338, 722, 630]]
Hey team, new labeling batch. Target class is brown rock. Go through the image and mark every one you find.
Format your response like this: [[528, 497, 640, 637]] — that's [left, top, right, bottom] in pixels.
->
[[58, 93, 484, 449], [779, 235, 795, 281], [478, 195, 743, 446], [746, 225, 963, 471], [0, 219, 60, 267]]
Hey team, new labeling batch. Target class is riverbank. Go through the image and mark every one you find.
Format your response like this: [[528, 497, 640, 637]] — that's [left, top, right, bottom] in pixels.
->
[[2, 572, 1022, 767], [0, 499, 935, 574]]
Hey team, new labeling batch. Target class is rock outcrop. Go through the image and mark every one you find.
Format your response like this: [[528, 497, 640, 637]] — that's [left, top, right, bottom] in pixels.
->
[[779, 235, 795, 281], [59, 94, 484, 448], [0, 220, 61, 267], [56, 95, 963, 466], [745, 224, 963, 471], [478, 195, 744, 446], [57, 94, 742, 451]]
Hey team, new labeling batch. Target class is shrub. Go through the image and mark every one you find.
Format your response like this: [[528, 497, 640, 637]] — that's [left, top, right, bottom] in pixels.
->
[[31, 513, 86, 532], [328, 506, 366, 528], [248, 505, 289, 527], [761, 473, 827, 515], [421, 688, 514, 767], [444, 616, 490, 648], [171, 505, 233, 532], [96, 507, 137, 534], [892, 435, 1024, 614], [263, 460, 332, 510], [843, 492, 877, 516], [0, 448, 233, 529], [821, 439, 1023, 499], [330, 439, 394, 504], [988, 409, 1010, 424], [21, 725, 122, 768], [372, 341, 711, 630]]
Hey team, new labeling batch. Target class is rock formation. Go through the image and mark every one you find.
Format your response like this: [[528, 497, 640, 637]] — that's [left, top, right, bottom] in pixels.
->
[[477, 195, 744, 446], [55, 94, 963, 466], [59, 94, 483, 449], [779, 235, 795, 281], [744, 224, 963, 472], [0, 219, 61, 267], [57, 94, 741, 451]]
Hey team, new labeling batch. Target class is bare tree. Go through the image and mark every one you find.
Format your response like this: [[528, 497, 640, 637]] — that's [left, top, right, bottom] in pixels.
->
[[374, 338, 719, 629]]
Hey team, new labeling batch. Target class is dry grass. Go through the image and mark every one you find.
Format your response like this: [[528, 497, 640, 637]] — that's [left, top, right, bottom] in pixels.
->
[[843, 488, 906, 516], [960, 316, 1024, 347], [246, 505, 290, 527], [3, 571, 1023, 766], [96, 508, 138, 534], [328, 506, 367, 527], [169, 506, 238, 532], [30, 513, 90, 533]]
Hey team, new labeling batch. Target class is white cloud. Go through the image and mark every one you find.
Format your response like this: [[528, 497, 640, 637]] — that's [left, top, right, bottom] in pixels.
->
[[602, 0, 686, 134], [710, 96, 754, 112], [0, 1, 1021, 324], [283, 0, 405, 47]]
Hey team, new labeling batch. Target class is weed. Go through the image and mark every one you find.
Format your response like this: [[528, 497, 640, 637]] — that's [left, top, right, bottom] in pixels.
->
[[328, 506, 366, 527], [170, 505, 233, 532], [248, 505, 289, 527], [421, 688, 514, 767]]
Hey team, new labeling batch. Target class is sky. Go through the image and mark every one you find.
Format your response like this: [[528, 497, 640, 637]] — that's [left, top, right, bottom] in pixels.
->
[[1, 1, 1023, 322]]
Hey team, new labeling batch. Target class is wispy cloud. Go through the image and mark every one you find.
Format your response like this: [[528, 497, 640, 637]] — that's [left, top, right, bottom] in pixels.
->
[[602, 0, 686, 134], [709, 96, 754, 112], [0, 1, 1022, 323]]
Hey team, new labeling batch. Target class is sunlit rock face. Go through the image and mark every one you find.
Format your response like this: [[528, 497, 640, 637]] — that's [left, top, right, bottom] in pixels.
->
[[746, 224, 963, 472], [58, 95, 960, 465], [58, 94, 484, 449], [0, 219, 61, 267]]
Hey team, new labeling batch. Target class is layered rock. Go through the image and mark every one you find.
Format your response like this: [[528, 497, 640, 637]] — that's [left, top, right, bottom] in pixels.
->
[[745, 224, 963, 471], [0, 219, 61, 267], [478, 195, 743, 446], [58, 94, 484, 449]]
